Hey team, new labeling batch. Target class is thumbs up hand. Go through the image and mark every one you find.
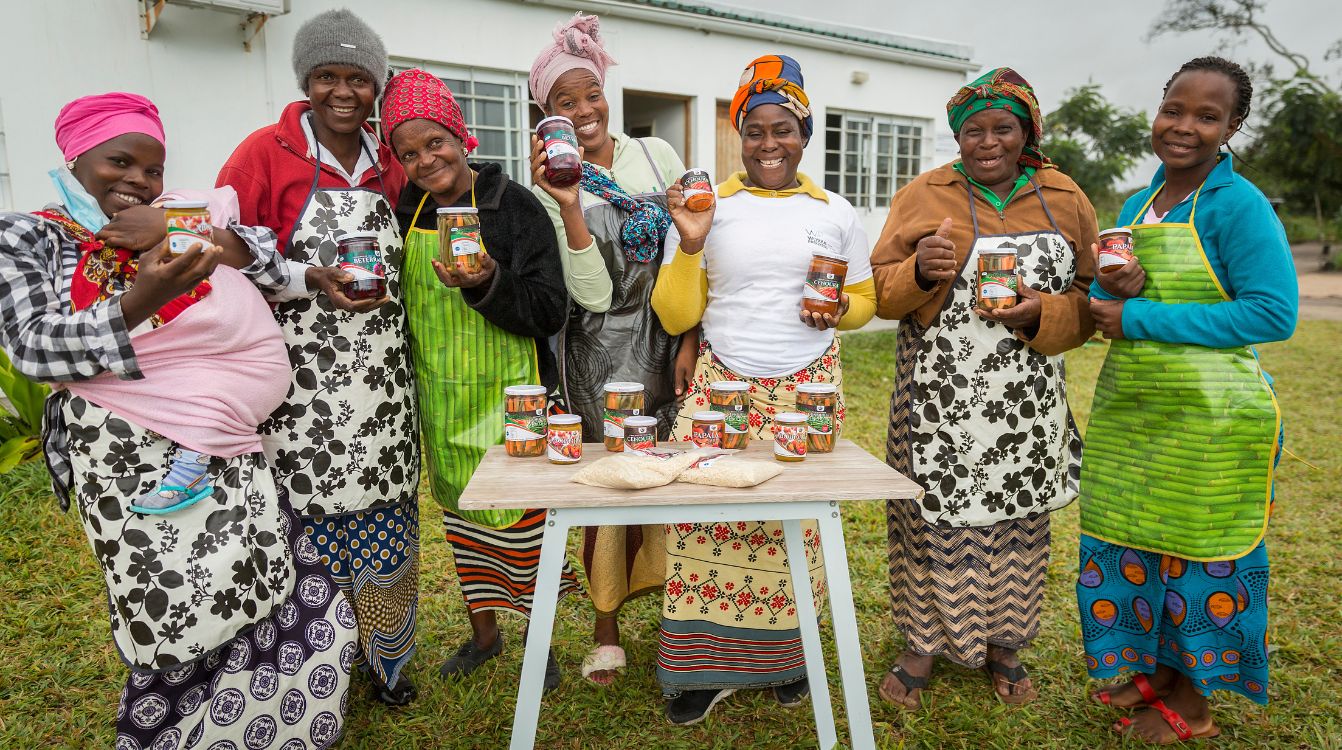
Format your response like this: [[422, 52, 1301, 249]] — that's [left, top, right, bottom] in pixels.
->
[[915, 218, 957, 289]]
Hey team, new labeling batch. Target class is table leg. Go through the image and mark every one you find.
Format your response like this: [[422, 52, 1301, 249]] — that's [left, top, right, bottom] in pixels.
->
[[816, 510, 877, 750], [782, 516, 839, 750], [508, 509, 570, 750]]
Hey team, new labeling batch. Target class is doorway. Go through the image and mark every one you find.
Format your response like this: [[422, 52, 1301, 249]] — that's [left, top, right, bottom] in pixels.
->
[[623, 90, 691, 166]]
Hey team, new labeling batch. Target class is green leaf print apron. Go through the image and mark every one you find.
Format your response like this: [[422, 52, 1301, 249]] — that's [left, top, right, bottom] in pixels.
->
[[403, 189, 537, 528], [1079, 183, 1281, 561]]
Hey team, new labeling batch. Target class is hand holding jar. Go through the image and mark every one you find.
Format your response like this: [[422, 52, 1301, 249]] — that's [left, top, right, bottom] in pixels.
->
[[666, 179, 715, 255]]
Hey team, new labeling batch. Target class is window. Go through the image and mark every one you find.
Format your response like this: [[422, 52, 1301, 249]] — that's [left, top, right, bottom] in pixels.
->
[[377, 61, 533, 183], [823, 111, 931, 209]]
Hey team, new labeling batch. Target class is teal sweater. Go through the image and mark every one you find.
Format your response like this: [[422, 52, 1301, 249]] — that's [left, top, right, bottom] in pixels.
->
[[1093, 154, 1298, 349]]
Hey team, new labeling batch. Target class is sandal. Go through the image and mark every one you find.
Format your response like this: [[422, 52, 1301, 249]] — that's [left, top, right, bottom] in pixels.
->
[[877, 663, 928, 710], [1115, 698, 1221, 744], [1094, 672, 1159, 708], [580, 644, 626, 686], [983, 659, 1038, 705]]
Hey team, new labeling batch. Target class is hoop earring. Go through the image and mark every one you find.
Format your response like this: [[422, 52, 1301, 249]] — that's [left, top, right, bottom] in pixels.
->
[[65, 158, 77, 170]]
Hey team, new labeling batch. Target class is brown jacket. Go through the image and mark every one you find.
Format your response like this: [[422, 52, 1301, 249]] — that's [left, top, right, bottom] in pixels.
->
[[870, 162, 1098, 356]]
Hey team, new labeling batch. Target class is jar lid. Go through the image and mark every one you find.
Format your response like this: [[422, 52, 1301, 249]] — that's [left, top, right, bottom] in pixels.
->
[[624, 415, 658, 427], [161, 200, 208, 209], [810, 250, 849, 263], [978, 247, 1017, 255], [1098, 226, 1133, 237], [776, 412, 807, 423], [604, 381, 644, 393], [796, 383, 837, 394], [339, 231, 381, 241], [692, 411, 725, 421], [708, 381, 749, 392], [436, 207, 479, 214], [503, 385, 547, 396], [547, 414, 582, 425], [536, 115, 574, 130]]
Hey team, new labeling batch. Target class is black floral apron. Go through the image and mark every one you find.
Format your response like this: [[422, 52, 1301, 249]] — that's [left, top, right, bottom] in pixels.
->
[[897, 176, 1082, 527], [260, 143, 419, 518]]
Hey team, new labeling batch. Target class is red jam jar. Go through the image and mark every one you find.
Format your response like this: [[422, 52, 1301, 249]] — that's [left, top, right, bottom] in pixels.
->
[[337, 232, 386, 300], [536, 116, 582, 188]]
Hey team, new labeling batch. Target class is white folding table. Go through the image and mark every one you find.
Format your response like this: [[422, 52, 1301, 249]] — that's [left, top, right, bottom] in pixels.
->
[[457, 439, 924, 750]]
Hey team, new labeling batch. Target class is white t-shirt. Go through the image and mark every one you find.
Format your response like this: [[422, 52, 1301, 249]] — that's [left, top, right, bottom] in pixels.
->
[[662, 187, 872, 378]]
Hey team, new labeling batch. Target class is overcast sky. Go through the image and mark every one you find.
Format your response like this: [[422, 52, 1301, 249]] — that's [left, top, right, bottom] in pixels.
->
[[724, 0, 1338, 186]]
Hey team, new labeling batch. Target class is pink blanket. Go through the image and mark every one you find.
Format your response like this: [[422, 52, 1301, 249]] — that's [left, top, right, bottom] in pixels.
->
[[63, 266, 290, 458]]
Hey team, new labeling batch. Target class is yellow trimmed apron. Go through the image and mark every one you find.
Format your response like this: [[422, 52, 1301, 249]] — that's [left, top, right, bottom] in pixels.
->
[[1079, 184, 1281, 561], [403, 190, 538, 528]]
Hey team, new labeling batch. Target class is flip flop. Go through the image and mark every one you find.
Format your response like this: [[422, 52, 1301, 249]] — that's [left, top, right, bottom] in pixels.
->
[[580, 644, 626, 685], [1114, 698, 1221, 744], [983, 659, 1038, 705], [1094, 672, 1159, 708], [877, 663, 928, 710]]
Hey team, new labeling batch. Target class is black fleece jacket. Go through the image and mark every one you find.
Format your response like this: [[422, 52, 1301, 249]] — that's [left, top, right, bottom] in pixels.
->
[[395, 162, 567, 388]]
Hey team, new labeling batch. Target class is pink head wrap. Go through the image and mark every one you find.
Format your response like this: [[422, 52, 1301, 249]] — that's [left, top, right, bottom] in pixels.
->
[[528, 13, 616, 107], [380, 69, 480, 153], [54, 92, 165, 161]]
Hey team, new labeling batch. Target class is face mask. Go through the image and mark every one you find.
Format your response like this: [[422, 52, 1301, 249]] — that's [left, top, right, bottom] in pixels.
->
[[48, 165, 109, 233]]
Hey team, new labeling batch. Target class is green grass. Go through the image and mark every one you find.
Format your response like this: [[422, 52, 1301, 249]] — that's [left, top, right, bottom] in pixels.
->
[[1, 322, 1339, 749]]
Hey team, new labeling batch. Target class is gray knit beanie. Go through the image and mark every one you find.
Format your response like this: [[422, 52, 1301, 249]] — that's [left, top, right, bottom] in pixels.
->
[[292, 9, 388, 94]]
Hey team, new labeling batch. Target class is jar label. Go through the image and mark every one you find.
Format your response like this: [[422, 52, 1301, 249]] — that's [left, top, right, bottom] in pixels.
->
[[547, 429, 582, 462], [339, 249, 385, 279], [623, 426, 656, 454], [1098, 235, 1135, 268], [978, 271, 1018, 299], [505, 408, 546, 442], [774, 423, 808, 458], [167, 212, 212, 255], [713, 401, 749, 434], [802, 269, 842, 302], [690, 422, 722, 448], [543, 131, 580, 160], [450, 226, 482, 257], [797, 401, 834, 436], [602, 407, 641, 438]]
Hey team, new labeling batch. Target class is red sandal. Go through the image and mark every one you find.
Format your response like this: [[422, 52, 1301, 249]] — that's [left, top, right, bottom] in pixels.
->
[[1093, 672, 1159, 707], [1114, 698, 1221, 744]]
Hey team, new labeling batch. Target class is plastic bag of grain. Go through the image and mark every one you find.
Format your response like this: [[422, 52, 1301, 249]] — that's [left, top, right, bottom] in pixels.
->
[[570, 447, 703, 489], [676, 451, 783, 488]]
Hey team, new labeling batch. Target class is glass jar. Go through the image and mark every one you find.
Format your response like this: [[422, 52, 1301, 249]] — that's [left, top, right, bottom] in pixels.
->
[[163, 200, 211, 256], [603, 382, 645, 452], [796, 383, 838, 453], [546, 413, 582, 464], [437, 207, 484, 274], [801, 252, 848, 317], [977, 249, 1018, 310], [773, 412, 808, 462], [503, 385, 547, 457], [536, 116, 582, 188], [622, 415, 658, 455], [708, 381, 751, 450], [336, 232, 386, 300], [690, 411, 725, 448], [681, 168, 714, 212], [1097, 227, 1135, 274]]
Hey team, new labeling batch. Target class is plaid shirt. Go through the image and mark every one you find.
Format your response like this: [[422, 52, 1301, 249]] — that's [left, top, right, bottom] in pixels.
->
[[0, 209, 288, 507]]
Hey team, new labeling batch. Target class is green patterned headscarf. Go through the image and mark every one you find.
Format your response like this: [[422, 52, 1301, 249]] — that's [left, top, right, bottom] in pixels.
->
[[947, 67, 1054, 170]]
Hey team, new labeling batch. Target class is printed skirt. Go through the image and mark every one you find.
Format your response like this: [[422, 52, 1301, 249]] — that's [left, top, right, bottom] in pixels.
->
[[444, 509, 582, 615], [655, 338, 837, 695]]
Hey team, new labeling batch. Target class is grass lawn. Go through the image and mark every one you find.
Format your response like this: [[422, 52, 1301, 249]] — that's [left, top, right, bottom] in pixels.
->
[[1, 321, 1338, 749]]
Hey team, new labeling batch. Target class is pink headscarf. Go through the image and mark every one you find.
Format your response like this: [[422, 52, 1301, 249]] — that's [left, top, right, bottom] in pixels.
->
[[528, 13, 616, 107], [54, 92, 165, 161]]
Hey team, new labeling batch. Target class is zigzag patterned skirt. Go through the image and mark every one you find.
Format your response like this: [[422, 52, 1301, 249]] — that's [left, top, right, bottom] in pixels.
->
[[886, 323, 1049, 668]]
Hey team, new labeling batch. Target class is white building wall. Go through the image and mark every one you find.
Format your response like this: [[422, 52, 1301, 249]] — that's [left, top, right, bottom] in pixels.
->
[[1, 0, 971, 238]]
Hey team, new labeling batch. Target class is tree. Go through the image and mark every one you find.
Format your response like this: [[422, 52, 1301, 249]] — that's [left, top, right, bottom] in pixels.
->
[[1039, 84, 1149, 200]]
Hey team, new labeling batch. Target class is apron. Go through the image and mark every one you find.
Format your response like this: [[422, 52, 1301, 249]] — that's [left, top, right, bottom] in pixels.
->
[[899, 174, 1082, 527], [260, 141, 419, 517], [403, 187, 536, 529], [61, 394, 293, 672], [1079, 184, 1280, 561], [559, 140, 680, 439]]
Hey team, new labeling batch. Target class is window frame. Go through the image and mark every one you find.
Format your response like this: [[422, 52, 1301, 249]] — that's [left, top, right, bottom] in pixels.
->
[[823, 109, 932, 209]]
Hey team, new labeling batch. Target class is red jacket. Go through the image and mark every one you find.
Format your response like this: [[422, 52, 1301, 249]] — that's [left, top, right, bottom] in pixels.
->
[[216, 100, 406, 254]]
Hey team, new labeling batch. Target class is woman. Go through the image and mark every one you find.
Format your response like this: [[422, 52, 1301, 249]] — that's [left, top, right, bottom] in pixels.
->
[[0, 92, 358, 748], [869, 67, 1096, 708], [650, 54, 877, 725], [528, 12, 685, 686], [1080, 57, 1295, 745], [216, 9, 421, 705], [381, 68, 582, 690]]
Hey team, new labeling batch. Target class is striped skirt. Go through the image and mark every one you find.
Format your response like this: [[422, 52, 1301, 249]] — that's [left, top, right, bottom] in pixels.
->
[[444, 509, 582, 615]]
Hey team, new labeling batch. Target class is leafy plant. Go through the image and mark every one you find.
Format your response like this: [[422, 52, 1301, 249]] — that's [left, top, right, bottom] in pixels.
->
[[0, 351, 50, 473]]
